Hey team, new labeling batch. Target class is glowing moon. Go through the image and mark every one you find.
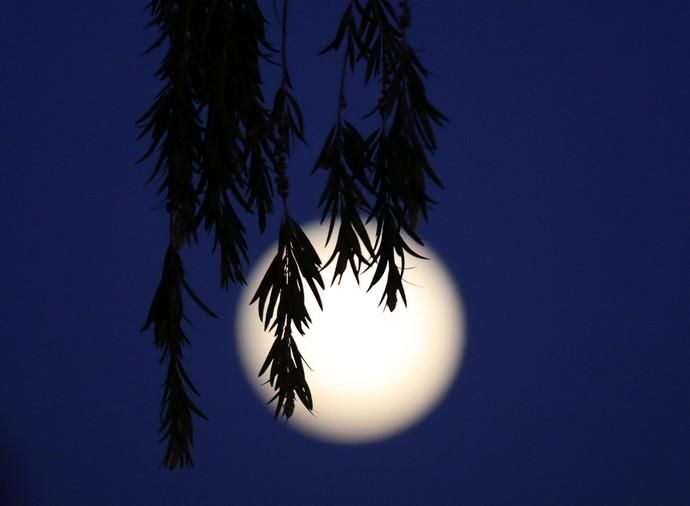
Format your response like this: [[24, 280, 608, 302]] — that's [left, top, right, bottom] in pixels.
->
[[235, 221, 466, 443]]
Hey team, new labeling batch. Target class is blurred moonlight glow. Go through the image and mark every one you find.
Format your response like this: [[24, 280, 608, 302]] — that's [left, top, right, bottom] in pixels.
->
[[236, 222, 465, 443]]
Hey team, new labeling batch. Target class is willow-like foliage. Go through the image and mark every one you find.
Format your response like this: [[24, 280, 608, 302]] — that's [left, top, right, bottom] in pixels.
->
[[138, 0, 445, 469]]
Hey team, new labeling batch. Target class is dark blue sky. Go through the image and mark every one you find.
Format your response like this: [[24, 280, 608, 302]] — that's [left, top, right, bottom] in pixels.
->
[[1, 1, 689, 505]]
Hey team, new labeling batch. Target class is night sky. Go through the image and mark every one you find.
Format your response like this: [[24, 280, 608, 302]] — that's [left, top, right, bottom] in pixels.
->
[[1, 1, 689, 505]]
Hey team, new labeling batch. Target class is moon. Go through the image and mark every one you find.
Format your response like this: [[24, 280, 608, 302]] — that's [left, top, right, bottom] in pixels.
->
[[235, 221, 466, 443]]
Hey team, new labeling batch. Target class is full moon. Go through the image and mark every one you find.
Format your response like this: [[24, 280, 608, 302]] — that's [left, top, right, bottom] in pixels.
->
[[235, 221, 466, 443]]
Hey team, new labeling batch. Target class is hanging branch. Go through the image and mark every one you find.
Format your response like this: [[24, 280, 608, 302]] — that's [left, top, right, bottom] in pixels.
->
[[314, 0, 376, 285], [138, 0, 277, 469], [252, 216, 323, 418], [315, 0, 447, 309], [141, 244, 217, 469], [137, 1, 202, 250], [251, 0, 324, 420], [137, 0, 209, 470], [358, 0, 447, 310], [192, 1, 277, 286]]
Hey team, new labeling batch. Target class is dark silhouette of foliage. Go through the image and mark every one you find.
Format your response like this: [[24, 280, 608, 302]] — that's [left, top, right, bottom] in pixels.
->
[[141, 245, 215, 469], [252, 216, 323, 419], [138, 0, 445, 469]]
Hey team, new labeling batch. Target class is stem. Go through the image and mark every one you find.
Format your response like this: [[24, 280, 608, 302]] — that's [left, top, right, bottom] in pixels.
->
[[335, 46, 348, 128], [280, 0, 289, 84], [276, 0, 290, 215]]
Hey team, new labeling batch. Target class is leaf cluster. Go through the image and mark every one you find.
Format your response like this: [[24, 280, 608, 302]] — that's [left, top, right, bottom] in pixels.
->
[[315, 0, 447, 310], [251, 217, 323, 419], [141, 246, 216, 469], [138, 0, 277, 258]]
